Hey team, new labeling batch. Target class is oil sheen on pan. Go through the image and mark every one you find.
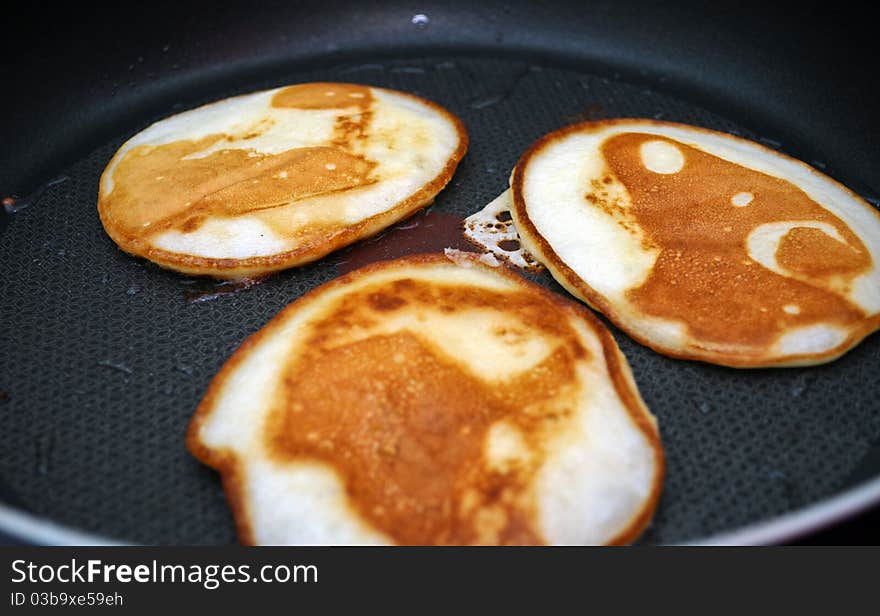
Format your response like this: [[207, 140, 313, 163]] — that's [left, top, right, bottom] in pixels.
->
[[510, 119, 880, 367], [187, 253, 663, 545], [98, 83, 467, 279]]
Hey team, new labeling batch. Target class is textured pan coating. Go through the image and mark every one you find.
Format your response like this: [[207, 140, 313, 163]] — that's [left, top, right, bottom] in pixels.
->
[[511, 119, 880, 367], [98, 83, 467, 279], [187, 254, 663, 545]]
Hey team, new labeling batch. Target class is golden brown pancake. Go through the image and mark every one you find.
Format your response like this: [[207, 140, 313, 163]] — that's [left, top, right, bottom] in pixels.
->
[[187, 253, 663, 545], [99, 83, 467, 278], [511, 119, 880, 367]]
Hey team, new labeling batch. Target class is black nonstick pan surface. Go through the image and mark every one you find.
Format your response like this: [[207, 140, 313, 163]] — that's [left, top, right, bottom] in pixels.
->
[[1, 1, 879, 545]]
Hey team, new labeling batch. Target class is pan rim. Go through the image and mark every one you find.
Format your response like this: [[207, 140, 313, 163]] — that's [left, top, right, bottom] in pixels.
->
[[687, 474, 880, 546], [2, 475, 879, 545]]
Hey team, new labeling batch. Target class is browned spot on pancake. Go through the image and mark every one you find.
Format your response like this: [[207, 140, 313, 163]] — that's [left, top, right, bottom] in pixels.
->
[[333, 111, 373, 148], [393, 278, 416, 291], [271, 83, 373, 111], [776, 226, 867, 277], [586, 179, 644, 243], [264, 280, 588, 545], [599, 133, 870, 347], [102, 83, 380, 243], [103, 136, 377, 240], [367, 291, 407, 311], [180, 215, 205, 233], [240, 117, 276, 140], [272, 84, 374, 151]]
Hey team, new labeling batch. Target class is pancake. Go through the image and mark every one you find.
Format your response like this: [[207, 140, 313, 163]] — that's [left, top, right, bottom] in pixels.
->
[[99, 83, 467, 278], [511, 119, 880, 367], [187, 253, 663, 545]]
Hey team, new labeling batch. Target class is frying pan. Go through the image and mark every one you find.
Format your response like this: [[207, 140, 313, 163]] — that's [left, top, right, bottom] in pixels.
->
[[1, 0, 878, 545]]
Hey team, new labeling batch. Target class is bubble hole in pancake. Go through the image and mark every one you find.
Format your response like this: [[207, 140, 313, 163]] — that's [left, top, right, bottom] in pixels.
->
[[187, 253, 663, 545], [99, 83, 467, 279], [510, 119, 880, 367]]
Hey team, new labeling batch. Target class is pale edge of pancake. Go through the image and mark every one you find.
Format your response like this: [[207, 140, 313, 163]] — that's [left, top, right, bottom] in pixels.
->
[[510, 119, 880, 368], [186, 253, 664, 545], [98, 85, 468, 279]]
